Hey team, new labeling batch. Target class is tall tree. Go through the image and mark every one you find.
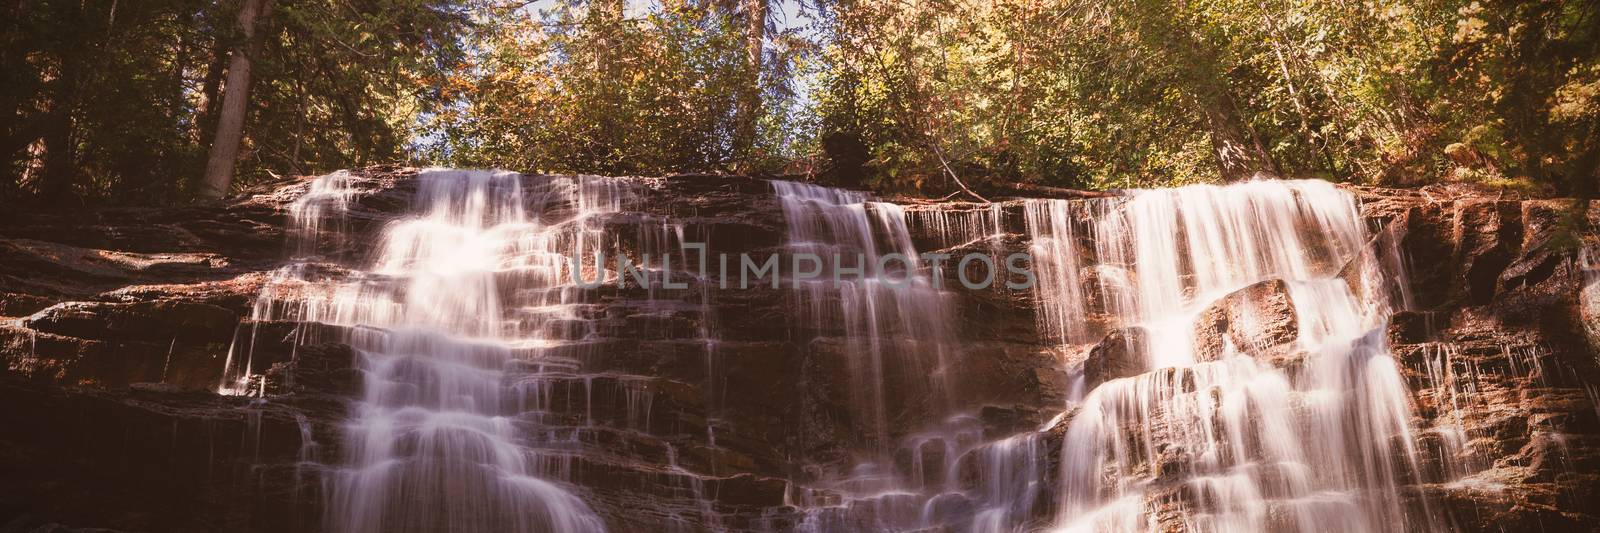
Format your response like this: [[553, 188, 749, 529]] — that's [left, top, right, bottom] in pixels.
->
[[37, 40, 80, 203], [200, 0, 271, 200], [731, 0, 768, 163]]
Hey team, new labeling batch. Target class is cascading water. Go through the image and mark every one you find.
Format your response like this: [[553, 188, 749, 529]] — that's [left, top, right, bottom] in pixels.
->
[[252, 169, 618, 532], [217, 170, 361, 396], [775, 182, 1056, 532], [1026, 180, 1438, 532], [773, 181, 956, 452], [774, 181, 953, 530], [212, 169, 1478, 533]]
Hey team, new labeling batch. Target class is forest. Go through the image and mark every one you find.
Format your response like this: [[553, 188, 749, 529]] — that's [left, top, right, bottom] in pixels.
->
[[3, 0, 1597, 204]]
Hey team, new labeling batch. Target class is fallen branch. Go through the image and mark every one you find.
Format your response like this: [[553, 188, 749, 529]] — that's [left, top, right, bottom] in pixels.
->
[[897, 191, 966, 205], [927, 137, 990, 203], [997, 182, 1119, 199]]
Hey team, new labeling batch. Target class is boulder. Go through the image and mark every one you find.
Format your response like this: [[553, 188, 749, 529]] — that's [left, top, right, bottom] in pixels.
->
[[1191, 278, 1297, 362], [1084, 326, 1149, 388]]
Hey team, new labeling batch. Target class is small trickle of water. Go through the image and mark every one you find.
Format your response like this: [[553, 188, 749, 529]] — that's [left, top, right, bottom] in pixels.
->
[[776, 182, 1058, 532], [1581, 246, 1599, 360], [1024, 200, 1089, 345], [774, 181, 957, 453]]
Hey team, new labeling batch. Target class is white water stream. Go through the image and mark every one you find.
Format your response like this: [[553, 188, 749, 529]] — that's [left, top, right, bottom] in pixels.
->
[[1030, 180, 1433, 532], [220, 171, 1451, 533], [244, 170, 620, 532]]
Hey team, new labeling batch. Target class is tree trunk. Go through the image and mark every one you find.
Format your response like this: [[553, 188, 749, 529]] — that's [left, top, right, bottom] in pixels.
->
[[199, 0, 270, 200], [589, 0, 624, 171], [731, 0, 766, 164], [1144, 9, 1275, 182], [37, 52, 80, 203], [194, 37, 229, 143], [1200, 87, 1275, 181]]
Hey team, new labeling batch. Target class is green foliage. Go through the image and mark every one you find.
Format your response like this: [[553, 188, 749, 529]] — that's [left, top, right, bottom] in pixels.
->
[[3, 0, 1596, 202], [807, 0, 1600, 195], [1, 0, 472, 204], [248, 0, 472, 182], [423, 0, 811, 176]]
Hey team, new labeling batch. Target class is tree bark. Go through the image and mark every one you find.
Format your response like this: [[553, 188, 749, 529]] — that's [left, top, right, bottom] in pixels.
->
[[194, 37, 229, 143], [731, 0, 766, 164], [589, 0, 624, 170], [37, 50, 80, 203], [998, 182, 1119, 199], [199, 0, 270, 200], [1199, 86, 1275, 181]]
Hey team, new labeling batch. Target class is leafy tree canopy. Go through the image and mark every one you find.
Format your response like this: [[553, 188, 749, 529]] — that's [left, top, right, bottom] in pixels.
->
[[3, 0, 1595, 203]]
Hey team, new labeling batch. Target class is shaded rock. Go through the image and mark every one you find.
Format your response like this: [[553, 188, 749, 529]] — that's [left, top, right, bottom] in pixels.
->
[[977, 404, 1046, 440], [1421, 476, 1600, 532], [1387, 310, 1440, 345], [0, 292, 54, 317], [704, 474, 790, 507], [261, 341, 359, 396], [0, 377, 335, 533], [1453, 200, 1522, 305], [0, 324, 232, 389], [1084, 327, 1149, 388], [24, 300, 238, 343]]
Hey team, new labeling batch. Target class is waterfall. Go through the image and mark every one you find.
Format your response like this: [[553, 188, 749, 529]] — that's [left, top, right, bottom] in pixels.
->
[[256, 169, 615, 532], [773, 181, 956, 451], [1023, 199, 1090, 346], [210, 170, 1468, 532], [773, 181, 953, 531], [775, 182, 1056, 532], [1028, 180, 1435, 532]]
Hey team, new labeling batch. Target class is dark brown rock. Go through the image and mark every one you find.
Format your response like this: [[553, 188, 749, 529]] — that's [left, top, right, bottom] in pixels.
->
[[1387, 310, 1439, 345], [25, 300, 238, 343], [1453, 199, 1523, 305], [1084, 327, 1149, 388], [0, 291, 54, 317], [0, 377, 335, 533]]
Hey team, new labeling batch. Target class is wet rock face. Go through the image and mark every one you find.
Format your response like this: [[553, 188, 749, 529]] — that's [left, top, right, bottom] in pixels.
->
[[0, 170, 384, 532], [0, 171, 1594, 532], [1191, 278, 1297, 362], [0, 346, 346, 532], [1454, 200, 1524, 305], [1084, 327, 1149, 388], [1585, 254, 1600, 353], [26, 300, 239, 343], [1351, 185, 1600, 531]]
